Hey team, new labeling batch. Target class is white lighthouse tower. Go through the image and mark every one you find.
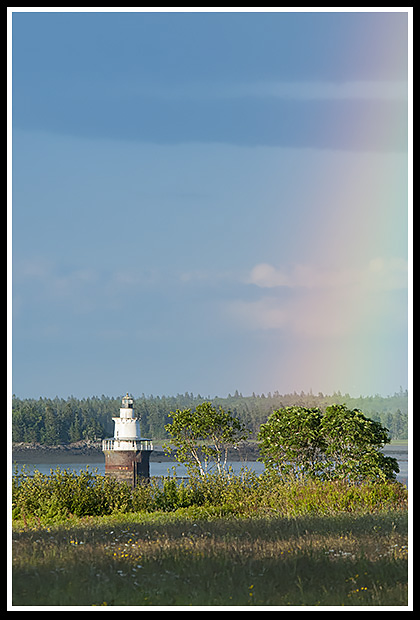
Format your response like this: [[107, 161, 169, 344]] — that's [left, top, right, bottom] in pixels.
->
[[102, 393, 153, 486], [113, 393, 141, 444]]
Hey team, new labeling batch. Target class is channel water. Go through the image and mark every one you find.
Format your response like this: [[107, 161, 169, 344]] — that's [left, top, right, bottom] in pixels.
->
[[12, 445, 408, 484]]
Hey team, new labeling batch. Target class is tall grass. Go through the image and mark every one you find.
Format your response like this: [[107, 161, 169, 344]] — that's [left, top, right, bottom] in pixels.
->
[[11, 467, 408, 606], [12, 466, 408, 524], [12, 510, 408, 606]]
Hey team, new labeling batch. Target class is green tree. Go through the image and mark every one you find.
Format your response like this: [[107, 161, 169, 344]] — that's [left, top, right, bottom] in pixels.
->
[[12, 403, 43, 443], [164, 401, 250, 475], [258, 407, 326, 479], [42, 404, 60, 445], [321, 404, 399, 483], [258, 404, 399, 483], [68, 412, 83, 442], [390, 409, 407, 439], [83, 417, 105, 441], [42, 403, 60, 446]]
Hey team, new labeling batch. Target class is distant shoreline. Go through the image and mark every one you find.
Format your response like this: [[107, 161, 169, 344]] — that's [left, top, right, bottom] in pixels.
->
[[11, 441, 261, 464], [11, 441, 405, 465]]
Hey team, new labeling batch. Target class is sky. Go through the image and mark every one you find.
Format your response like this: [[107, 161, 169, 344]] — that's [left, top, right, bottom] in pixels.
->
[[10, 8, 411, 400]]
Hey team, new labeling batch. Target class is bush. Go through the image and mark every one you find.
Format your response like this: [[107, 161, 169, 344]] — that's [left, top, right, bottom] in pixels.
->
[[150, 477, 196, 512], [12, 466, 407, 525], [256, 474, 408, 516], [12, 467, 134, 521]]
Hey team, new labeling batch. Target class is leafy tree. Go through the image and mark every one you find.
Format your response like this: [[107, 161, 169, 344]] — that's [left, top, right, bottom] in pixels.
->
[[321, 404, 399, 482], [258, 407, 327, 479], [258, 404, 399, 483], [164, 401, 250, 475]]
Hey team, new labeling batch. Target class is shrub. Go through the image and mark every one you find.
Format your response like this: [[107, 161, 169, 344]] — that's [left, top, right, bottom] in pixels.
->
[[11, 466, 407, 524], [12, 467, 134, 521]]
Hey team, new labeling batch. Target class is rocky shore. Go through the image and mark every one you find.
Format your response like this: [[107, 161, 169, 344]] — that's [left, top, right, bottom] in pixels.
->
[[12, 440, 261, 464]]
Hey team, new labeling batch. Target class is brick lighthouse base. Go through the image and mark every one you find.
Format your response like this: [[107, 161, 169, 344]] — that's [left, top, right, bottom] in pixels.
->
[[104, 449, 152, 487]]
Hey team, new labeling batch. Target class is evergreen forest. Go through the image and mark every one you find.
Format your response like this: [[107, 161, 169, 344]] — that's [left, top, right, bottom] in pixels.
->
[[11, 389, 409, 445]]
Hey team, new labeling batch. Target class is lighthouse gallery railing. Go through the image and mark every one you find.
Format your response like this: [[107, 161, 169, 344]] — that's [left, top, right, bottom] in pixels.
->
[[102, 439, 153, 451]]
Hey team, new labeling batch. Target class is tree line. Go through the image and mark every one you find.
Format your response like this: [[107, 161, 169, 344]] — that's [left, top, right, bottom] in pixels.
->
[[11, 388, 408, 445]]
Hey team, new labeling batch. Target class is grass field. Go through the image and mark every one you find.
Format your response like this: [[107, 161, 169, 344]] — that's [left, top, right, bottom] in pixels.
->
[[11, 509, 408, 607]]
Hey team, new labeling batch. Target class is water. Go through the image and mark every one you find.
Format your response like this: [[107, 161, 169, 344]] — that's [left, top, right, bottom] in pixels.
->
[[12, 460, 265, 478], [382, 444, 408, 483], [12, 445, 407, 483]]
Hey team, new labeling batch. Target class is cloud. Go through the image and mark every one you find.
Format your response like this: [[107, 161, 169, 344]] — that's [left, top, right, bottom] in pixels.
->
[[248, 258, 408, 292], [13, 260, 162, 318], [228, 257, 408, 338], [151, 80, 408, 102], [111, 268, 160, 288], [16, 83, 407, 151], [366, 257, 408, 290], [227, 298, 289, 331], [226, 291, 354, 338], [247, 263, 290, 288], [236, 80, 408, 101], [248, 262, 358, 290]]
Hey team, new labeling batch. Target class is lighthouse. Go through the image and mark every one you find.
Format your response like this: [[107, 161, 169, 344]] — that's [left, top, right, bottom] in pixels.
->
[[102, 393, 153, 487]]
